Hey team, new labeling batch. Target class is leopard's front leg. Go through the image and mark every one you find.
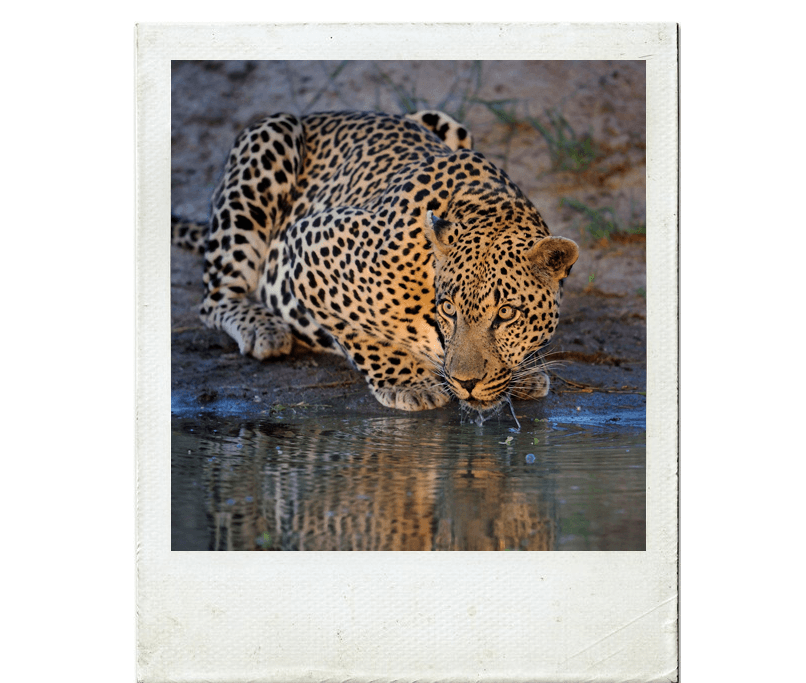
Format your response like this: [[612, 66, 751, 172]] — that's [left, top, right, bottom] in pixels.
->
[[340, 334, 452, 411], [199, 113, 305, 359]]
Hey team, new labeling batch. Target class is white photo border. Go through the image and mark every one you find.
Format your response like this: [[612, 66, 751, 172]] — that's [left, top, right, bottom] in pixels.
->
[[137, 23, 678, 682]]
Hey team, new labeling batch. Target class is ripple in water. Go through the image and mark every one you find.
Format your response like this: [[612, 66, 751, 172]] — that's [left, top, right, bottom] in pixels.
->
[[172, 411, 645, 551]]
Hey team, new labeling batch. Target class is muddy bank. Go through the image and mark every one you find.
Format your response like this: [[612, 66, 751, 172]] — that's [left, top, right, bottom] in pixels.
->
[[170, 60, 646, 426]]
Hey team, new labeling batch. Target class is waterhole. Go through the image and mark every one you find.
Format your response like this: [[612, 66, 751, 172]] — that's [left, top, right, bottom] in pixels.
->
[[172, 405, 645, 551]]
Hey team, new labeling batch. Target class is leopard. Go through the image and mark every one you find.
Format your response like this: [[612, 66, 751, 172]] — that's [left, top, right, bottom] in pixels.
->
[[171, 109, 579, 416]]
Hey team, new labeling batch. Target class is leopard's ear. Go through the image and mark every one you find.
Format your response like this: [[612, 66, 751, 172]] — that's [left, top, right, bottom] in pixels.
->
[[424, 211, 458, 260], [526, 236, 579, 282]]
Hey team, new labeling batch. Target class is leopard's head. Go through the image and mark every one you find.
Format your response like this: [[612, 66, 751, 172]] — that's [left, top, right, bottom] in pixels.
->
[[425, 210, 579, 413]]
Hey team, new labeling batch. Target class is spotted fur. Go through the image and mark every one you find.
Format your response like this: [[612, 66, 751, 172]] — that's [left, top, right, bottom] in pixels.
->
[[172, 110, 578, 412]]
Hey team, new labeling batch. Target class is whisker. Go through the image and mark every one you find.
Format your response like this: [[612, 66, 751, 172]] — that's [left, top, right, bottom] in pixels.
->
[[512, 362, 564, 381], [505, 395, 521, 431], [513, 345, 567, 382], [506, 386, 533, 401], [421, 350, 446, 374]]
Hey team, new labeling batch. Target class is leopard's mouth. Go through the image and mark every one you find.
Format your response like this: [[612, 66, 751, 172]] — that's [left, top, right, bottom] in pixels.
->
[[453, 379, 522, 427], [458, 395, 519, 428], [446, 373, 511, 407]]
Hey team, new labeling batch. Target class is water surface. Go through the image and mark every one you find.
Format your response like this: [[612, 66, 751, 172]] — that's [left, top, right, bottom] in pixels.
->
[[172, 408, 645, 551]]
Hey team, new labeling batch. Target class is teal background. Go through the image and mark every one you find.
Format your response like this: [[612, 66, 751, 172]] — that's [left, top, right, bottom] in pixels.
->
[[6, 8, 804, 683]]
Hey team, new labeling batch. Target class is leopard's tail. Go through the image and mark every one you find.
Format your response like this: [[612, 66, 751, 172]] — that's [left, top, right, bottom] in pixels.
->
[[406, 110, 474, 151], [171, 215, 207, 255]]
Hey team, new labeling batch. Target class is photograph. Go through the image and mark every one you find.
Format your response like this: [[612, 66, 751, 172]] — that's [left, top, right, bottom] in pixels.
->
[[170, 59, 649, 552]]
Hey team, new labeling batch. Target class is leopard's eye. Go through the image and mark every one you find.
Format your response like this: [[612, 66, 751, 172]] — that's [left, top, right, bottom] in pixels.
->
[[439, 300, 456, 318], [497, 305, 518, 322]]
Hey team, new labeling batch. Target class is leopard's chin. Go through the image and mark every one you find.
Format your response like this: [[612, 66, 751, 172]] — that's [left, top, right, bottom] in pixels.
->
[[461, 397, 505, 412]]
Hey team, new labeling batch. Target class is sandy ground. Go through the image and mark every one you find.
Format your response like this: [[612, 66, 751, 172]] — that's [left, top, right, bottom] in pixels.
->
[[170, 60, 647, 426]]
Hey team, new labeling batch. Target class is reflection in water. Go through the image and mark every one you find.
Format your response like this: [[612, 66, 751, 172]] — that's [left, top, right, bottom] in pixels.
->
[[172, 413, 645, 551]]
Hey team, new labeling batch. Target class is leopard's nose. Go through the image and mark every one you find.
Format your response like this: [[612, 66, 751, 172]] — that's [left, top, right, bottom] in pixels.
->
[[456, 378, 482, 395]]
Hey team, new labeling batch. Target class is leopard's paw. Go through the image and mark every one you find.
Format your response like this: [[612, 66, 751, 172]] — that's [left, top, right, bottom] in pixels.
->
[[371, 382, 452, 412], [518, 370, 550, 399], [210, 303, 294, 360]]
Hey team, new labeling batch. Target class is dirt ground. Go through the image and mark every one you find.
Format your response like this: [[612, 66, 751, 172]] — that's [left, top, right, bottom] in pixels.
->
[[170, 60, 647, 426]]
